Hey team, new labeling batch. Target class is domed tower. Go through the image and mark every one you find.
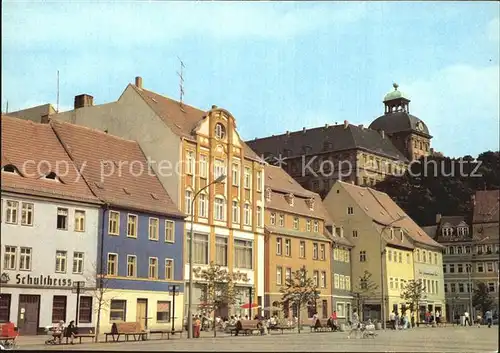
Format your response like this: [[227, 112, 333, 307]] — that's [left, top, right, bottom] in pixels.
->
[[369, 83, 432, 161]]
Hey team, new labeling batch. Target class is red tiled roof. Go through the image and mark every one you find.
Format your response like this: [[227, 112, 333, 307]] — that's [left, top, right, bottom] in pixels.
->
[[1, 115, 99, 204], [50, 119, 184, 217], [473, 190, 499, 224], [337, 181, 442, 249], [131, 84, 262, 162]]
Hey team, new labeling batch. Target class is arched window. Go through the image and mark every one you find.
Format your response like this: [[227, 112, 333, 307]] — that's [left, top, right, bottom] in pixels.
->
[[2, 164, 18, 174]]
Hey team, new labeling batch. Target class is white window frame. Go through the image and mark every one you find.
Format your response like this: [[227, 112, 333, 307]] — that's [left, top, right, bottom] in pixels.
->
[[21, 202, 34, 226], [314, 220, 319, 232], [256, 171, 262, 191], [232, 200, 239, 223], [57, 207, 69, 230], [165, 220, 175, 243], [108, 211, 120, 235], [186, 150, 195, 175], [278, 214, 284, 227], [72, 252, 84, 274], [232, 163, 240, 186], [165, 258, 174, 280], [306, 220, 311, 232], [149, 217, 159, 241], [127, 214, 138, 238], [214, 159, 226, 180], [347, 207, 354, 215], [276, 266, 283, 285], [243, 203, 251, 225], [55, 250, 67, 273], [284, 239, 291, 257], [107, 253, 118, 276], [74, 209, 85, 232], [256, 206, 262, 227], [3, 246, 17, 270], [149, 257, 159, 279], [299, 241, 306, 258], [276, 238, 282, 256], [214, 197, 225, 221], [244, 167, 251, 189], [185, 190, 193, 215], [127, 255, 137, 277], [293, 217, 299, 230], [5, 200, 18, 224], [200, 154, 208, 178], [198, 192, 208, 218], [19, 247, 31, 271], [270, 212, 276, 225]]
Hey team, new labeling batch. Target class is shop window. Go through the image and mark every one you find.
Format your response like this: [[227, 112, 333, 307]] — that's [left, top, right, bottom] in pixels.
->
[[110, 300, 127, 322], [156, 301, 171, 322], [78, 296, 92, 323], [0, 294, 11, 323], [52, 296, 67, 323]]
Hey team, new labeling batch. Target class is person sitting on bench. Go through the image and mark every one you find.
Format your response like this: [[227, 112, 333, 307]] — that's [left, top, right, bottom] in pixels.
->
[[233, 320, 243, 336], [64, 320, 77, 344]]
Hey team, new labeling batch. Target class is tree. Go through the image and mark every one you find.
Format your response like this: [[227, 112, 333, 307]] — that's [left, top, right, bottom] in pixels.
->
[[193, 262, 248, 337], [280, 265, 319, 334], [400, 279, 426, 326], [351, 270, 378, 321], [472, 282, 494, 315], [84, 262, 116, 342]]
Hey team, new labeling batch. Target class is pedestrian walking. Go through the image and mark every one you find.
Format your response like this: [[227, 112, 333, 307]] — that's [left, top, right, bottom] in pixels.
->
[[485, 310, 492, 328], [464, 311, 471, 326]]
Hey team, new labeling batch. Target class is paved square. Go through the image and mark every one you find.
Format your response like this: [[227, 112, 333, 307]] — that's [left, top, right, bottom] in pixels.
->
[[19, 326, 499, 352]]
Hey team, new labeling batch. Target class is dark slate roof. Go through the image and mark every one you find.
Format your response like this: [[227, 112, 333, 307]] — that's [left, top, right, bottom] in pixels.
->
[[369, 112, 431, 137], [246, 123, 408, 162]]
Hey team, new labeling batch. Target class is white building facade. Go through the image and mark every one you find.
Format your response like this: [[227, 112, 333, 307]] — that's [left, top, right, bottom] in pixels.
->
[[0, 193, 100, 335]]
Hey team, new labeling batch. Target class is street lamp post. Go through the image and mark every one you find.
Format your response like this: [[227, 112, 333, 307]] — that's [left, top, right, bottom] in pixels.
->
[[187, 174, 226, 339], [380, 215, 407, 330], [72, 281, 86, 327]]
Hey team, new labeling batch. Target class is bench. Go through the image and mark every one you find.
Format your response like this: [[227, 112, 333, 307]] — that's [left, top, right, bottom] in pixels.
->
[[149, 328, 183, 340], [66, 333, 96, 344], [269, 324, 296, 334], [230, 320, 260, 336], [311, 319, 332, 332], [104, 322, 147, 342]]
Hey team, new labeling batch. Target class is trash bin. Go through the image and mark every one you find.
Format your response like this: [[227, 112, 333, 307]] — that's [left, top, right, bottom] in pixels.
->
[[375, 322, 382, 330], [339, 323, 346, 332], [460, 316, 465, 326]]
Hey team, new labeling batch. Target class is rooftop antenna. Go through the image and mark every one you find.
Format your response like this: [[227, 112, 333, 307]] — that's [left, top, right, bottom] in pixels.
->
[[177, 57, 185, 112], [5, 100, 8, 114], [56, 70, 60, 113]]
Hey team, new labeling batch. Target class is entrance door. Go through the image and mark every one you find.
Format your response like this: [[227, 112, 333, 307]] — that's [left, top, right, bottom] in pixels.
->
[[136, 299, 148, 330], [17, 295, 40, 335]]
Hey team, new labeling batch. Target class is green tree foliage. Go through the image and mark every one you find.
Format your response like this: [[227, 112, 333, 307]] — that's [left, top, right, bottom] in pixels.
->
[[280, 265, 320, 333], [472, 282, 495, 315], [374, 151, 500, 226], [400, 279, 426, 323], [194, 262, 248, 337], [352, 270, 379, 320]]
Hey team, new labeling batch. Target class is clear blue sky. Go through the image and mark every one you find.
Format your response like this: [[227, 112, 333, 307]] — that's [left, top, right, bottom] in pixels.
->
[[2, 1, 499, 157]]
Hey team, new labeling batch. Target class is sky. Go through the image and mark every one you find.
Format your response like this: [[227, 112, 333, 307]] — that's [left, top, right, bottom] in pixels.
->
[[2, 1, 499, 157]]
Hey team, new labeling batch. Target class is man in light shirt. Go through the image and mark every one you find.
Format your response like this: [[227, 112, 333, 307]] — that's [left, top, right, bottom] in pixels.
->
[[464, 311, 471, 326]]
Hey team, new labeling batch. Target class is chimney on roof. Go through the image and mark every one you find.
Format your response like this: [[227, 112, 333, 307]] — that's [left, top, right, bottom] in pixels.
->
[[343, 120, 349, 129], [286, 131, 290, 136], [358, 124, 364, 129], [212, 105, 217, 109], [436, 213, 442, 224], [135, 76, 143, 89], [74, 94, 94, 109], [380, 130, 385, 139], [41, 114, 50, 124], [302, 127, 306, 134], [325, 123, 329, 129]]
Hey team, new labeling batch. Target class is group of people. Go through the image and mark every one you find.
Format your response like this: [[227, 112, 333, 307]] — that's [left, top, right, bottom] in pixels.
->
[[460, 310, 494, 327], [48, 320, 78, 345], [390, 311, 411, 330]]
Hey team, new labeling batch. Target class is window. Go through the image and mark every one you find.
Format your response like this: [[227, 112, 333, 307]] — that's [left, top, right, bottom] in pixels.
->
[[232, 164, 240, 186], [449, 246, 455, 255], [19, 247, 31, 270], [352, 230, 358, 238], [74, 210, 85, 231], [336, 303, 345, 318], [321, 271, 326, 288], [407, 253, 410, 264], [234, 239, 253, 269], [314, 220, 319, 232], [127, 255, 137, 277], [459, 283, 464, 293], [256, 171, 262, 191], [398, 252, 402, 263], [110, 300, 126, 321], [340, 275, 345, 289], [390, 277, 394, 289], [56, 208, 68, 230], [276, 238, 282, 255], [334, 274, 339, 288], [306, 220, 311, 232], [149, 257, 158, 279], [231, 200, 239, 223], [299, 241, 306, 258], [215, 123, 226, 139], [186, 150, 195, 175], [52, 296, 67, 323], [449, 264, 455, 273], [422, 251, 427, 262], [55, 251, 67, 273], [293, 217, 299, 230], [21, 202, 34, 226], [215, 236, 228, 266], [276, 266, 283, 285], [278, 214, 284, 227], [214, 159, 226, 180], [5, 200, 18, 224], [285, 239, 291, 256], [458, 264, 463, 273], [244, 167, 251, 189], [465, 245, 471, 254], [444, 283, 448, 293], [157, 301, 171, 322], [416, 250, 420, 262], [285, 267, 292, 281], [199, 193, 208, 218], [320, 244, 325, 260], [345, 276, 351, 290], [313, 243, 318, 260], [388, 250, 393, 262], [347, 207, 354, 215], [359, 251, 366, 262], [107, 253, 118, 276], [256, 206, 262, 227], [3, 246, 16, 270], [185, 190, 193, 215], [270, 212, 276, 225], [127, 214, 138, 237], [487, 262, 494, 272], [200, 154, 208, 178], [243, 203, 251, 225], [79, 297, 92, 323], [108, 211, 120, 235], [72, 252, 84, 274], [477, 263, 484, 273], [165, 259, 174, 280], [215, 197, 225, 221], [345, 250, 350, 262], [189, 233, 209, 264], [165, 220, 175, 242], [149, 218, 159, 241], [313, 271, 319, 287], [443, 264, 447, 273], [488, 282, 495, 292]]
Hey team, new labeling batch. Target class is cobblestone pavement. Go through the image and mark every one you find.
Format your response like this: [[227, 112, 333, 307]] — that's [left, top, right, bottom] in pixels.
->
[[15, 326, 499, 352]]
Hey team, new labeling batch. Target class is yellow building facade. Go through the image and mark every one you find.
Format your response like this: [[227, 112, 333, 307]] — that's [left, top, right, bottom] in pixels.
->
[[385, 243, 415, 318], [263, 165, 332, 320]]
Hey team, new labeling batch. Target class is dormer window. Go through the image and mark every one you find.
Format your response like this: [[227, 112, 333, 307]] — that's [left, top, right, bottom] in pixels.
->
[[1, 164, 20, 175], [390, 228, 395, 239], [441, 227, 452, 236], [285, 193, 294, 206], [306, 197, 315, 211], [265, 188, 272, 202], [400, 229, 404, 242], [42, 172, 61, 182]]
